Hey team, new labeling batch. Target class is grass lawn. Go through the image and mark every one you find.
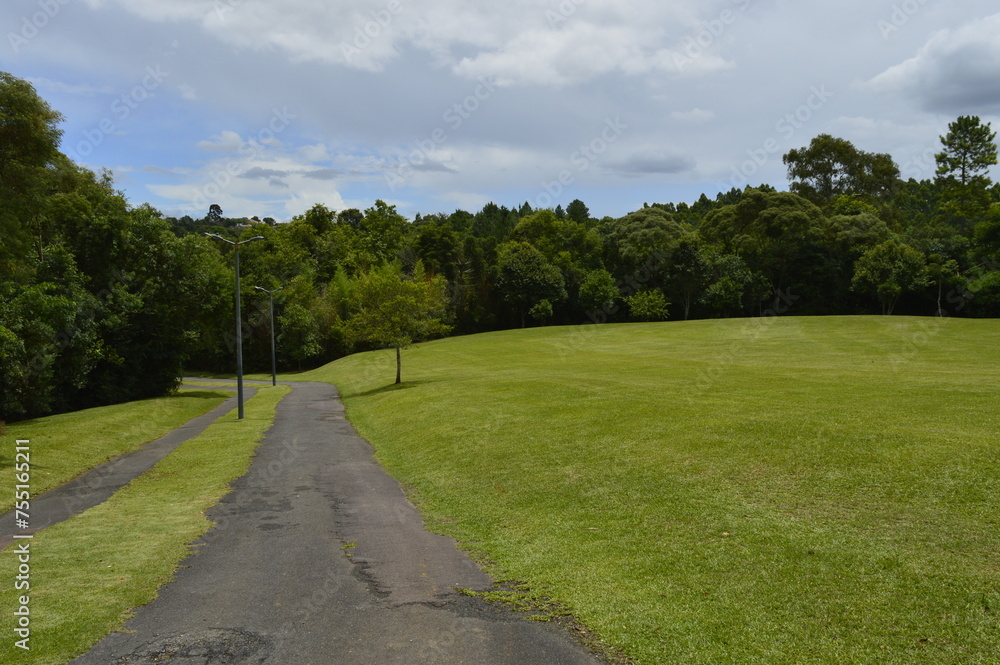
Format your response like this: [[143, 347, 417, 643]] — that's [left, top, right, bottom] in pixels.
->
[[0, 390, 230, 514], [297, 316, 1000, 665], [0, 385, 289, 665]]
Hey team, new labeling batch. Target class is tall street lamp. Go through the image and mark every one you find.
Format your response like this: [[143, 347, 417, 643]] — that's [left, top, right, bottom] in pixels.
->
[[254, 285, 283, 386], [206, 233, 264, 419]]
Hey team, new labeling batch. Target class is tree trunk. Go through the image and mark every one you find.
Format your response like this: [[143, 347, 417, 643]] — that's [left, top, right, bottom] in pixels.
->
[[395, 346, 401, 384]]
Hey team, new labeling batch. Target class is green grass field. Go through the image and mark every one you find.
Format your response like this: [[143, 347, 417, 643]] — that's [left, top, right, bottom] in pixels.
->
[[297, 316, 1000, 665], [0, 391, 229, 514], [0, 385, 288, 665]]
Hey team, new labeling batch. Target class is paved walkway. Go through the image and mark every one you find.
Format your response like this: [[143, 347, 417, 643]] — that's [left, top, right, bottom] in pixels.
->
[[0, 387, 252, 551], [71, 381, 602, 665]]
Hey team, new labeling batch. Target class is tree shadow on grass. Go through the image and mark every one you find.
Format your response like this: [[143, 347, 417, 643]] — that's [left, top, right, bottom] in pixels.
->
[[349, 380, 434, 399], [177, 389, 235, 399]]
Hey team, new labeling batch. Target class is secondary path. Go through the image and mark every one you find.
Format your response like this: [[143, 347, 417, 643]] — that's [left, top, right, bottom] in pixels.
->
[[0, 387, 252, 551], [72, 381, 603, 665]]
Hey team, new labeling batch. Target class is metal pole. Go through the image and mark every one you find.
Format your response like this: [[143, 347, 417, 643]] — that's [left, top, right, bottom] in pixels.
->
[[206, 233, 264, 421], [235, 245, 245, 419], [255, 285, 282, 387], [268, 290, 276, 386]]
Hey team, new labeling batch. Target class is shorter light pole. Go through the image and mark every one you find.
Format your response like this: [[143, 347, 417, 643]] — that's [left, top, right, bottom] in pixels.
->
[[254, 285, 283, 386], [205, 232, 265, 419]]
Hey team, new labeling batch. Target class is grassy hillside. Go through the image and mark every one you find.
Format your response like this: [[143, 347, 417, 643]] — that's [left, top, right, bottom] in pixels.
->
[[297, 316, 1000, 665], [1, 390, 229, 514]]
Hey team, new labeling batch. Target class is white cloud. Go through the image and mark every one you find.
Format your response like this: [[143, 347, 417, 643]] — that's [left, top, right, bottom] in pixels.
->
[[177, 83, 198, 100], [299, 143, 330, 163], [196, 130, 244, 151], [866, 12, 1000, 112], [28, 78, 112, 96], [86, 0, 733, 86], [670, 108, 716, 123], [37, 0, 1000, 220]]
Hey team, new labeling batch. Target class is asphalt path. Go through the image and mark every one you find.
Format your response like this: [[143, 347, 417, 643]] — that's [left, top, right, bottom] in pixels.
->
[[71, 381, 603, 665], [0, 387, 251, 551]]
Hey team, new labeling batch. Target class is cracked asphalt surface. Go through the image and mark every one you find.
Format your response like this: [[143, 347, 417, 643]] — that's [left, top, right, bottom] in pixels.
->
[[71, 381, 603, 665]]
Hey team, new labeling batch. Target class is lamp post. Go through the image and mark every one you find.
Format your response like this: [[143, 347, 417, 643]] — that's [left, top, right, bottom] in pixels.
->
[[254, 285, 283, 386], [206, 233, 264, 419]]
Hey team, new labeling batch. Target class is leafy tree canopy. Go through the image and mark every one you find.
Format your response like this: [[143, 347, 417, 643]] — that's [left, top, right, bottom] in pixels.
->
[[783, 134, 900, 205]]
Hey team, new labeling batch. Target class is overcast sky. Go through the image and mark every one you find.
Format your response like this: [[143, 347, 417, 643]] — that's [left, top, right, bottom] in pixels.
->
[[3, 0, 999, 221]]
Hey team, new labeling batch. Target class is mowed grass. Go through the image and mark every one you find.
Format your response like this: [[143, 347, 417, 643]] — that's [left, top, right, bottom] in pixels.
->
[[297, 316, 1000, 665], [0, 390, 229, 514], [0, 385, 289, 665]]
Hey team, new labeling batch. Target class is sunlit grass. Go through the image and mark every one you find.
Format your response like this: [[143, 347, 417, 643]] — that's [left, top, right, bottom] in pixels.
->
[[297, 316, 1000, 665], [1, 391, 229, 514]]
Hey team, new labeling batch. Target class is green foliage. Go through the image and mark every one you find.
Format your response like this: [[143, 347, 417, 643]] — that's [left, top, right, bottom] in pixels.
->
[[566, 198, 590, 224], [7, 74, 1000, 416], [343, 262, 451, 383], [625, 289, 670, 322], [0, 72, 64, 263], [668, 238, 713, 320], [701, 188, 824, 291], [361, 199, 409, 264], [528, 299, 553, 324], [852, 240, 930, 315], [604, 206, 687, 274], [935, 115, 998, 226], [783, 133, 900, 205], [578, 269, 619, 316], [494, 241, 567, 327], [700, 251, 767, 318], [973, 204, 1000, 256]]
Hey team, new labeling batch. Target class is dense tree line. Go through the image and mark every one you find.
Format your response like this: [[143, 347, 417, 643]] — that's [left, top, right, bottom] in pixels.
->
[[2, 72, 999, 419]]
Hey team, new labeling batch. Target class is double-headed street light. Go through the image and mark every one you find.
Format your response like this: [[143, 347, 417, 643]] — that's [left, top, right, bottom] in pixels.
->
[[206, 233, 265, 419], [254, 285, 283, 386]]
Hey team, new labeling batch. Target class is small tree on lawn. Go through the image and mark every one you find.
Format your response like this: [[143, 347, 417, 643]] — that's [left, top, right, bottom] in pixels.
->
[[625, 289, 670, 322], [852, 239, 929, 315], [344, 262, 450, 384]]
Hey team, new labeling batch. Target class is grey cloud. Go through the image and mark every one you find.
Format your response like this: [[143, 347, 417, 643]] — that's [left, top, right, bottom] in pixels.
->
[[867, 13, 1000, 113], [410, 161, 458, 174], [611, 151, 696, 176], [242, 167, 289, 180], [303, 168, 343, 181]]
